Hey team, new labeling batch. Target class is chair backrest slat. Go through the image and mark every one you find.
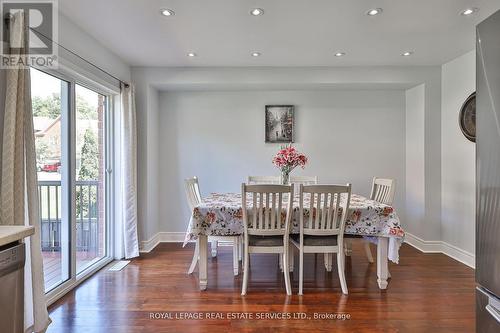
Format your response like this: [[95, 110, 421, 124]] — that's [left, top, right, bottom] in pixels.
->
[[271, 192, 276, 229], [252, 193, 257, 229], [310, 193, 315, 229], [333, 192, 341, 229], [298, 184, 352, 237], [370, 177, 395, 205], [184, 177, 202, 210], [328, 195, 336, 229], [258, 192, 264, 229], [321, 193, 328, 229], [315, 192, 321, 229], [242, 184, 294, 236], [247, 176, 280, 185]]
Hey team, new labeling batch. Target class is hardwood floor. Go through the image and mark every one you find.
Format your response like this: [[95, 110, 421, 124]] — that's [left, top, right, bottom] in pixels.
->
[[42, 251, 95, 290], [47, 242, 475, 333]]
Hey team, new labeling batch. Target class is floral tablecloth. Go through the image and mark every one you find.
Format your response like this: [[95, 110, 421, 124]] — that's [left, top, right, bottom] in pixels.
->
[[184, 193, 405, 263]]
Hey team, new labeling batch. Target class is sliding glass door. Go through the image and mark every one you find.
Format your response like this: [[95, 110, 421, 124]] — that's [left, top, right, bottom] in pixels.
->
[[31, 68, 112, 292], [75, 84, 107, 274], [31, 68, 71, 292]]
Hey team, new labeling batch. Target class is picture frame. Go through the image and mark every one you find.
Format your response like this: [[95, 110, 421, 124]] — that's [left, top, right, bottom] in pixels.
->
[[265, 105, 294, 143]]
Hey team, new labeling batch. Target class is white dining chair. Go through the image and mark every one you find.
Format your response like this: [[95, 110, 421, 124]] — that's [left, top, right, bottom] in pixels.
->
[[366, 177, 395, 262], [291, 184, 352, 295], [370, 177, 396, 204], [241, 183, 294, 295], [345, 177, 396, 263], [247, 175, 281, 185], [246, 177, 282, 269], [185, 177, 240, 276], [277, 175, 318, 271], [289, 175, 318, 185]]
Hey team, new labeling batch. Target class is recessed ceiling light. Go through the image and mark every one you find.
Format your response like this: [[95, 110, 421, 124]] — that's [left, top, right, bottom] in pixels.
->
[[401, 51, 414, 57], [250, 8, 264, 16], [461, 8, 479, 16], [160, 8, 175, 16], [334, 52, 346, 57], [366, 8, 383, 16], [187, 52, 197, 57], [251, 52, 261, 57]]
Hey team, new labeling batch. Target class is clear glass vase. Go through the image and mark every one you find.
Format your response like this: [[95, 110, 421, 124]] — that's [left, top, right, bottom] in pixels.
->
[[281, 171, 290, 185]]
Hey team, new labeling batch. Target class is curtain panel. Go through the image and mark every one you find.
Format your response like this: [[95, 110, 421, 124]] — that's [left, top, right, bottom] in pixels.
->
[[0, 11, 51, 333], [119, 83, 139, 259]]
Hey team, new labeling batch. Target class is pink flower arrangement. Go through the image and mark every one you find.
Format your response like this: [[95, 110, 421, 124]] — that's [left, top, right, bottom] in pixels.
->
[[272, 145, 308, 184]]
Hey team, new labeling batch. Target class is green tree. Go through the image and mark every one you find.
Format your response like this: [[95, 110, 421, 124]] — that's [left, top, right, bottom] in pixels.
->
[[31, 93, 97, 120], [76, 95, 98, 120], [78, 129, 99, 180], [35, 140, 50, 165], [76, 129, 99, 218], [32, 94, 61, 118]]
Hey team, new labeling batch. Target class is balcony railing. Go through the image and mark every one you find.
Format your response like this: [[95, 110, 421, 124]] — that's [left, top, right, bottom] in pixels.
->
[[38, 180, 100, 253]]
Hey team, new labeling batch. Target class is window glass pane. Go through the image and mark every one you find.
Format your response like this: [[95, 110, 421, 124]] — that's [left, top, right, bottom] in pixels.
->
[[75, 84, 107, 274], [31, 68, 70, 292]]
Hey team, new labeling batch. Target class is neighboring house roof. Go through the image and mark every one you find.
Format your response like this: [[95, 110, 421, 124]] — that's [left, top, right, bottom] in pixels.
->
[[33, 116, 98, 138], [34, 116, 61, 137]]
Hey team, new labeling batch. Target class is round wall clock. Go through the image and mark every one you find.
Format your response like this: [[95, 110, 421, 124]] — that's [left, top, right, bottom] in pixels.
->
[[459, 92, 476, 142]]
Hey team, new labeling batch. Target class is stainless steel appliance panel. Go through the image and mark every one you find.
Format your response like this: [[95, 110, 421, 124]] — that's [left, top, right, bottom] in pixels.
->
[[0, 242, 25, 333], [476, 9, 500, 298]]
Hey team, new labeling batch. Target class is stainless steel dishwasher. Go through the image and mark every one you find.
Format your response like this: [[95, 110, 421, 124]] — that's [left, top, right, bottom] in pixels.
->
[[0, 242, 25, 333]]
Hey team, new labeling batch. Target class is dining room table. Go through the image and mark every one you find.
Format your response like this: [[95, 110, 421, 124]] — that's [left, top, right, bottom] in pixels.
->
[[183, 192, 405, 291]]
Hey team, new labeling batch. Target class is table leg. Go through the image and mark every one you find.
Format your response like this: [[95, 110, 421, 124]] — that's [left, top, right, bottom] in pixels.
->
[[324, 253, 332, 272], [344, 239, 352, 257], [199, 235, 208, 290], [233, 237, 239, 276], [238, 236, 243, 261], [377, 236, 389, 289], [211, 240, 218, 257]]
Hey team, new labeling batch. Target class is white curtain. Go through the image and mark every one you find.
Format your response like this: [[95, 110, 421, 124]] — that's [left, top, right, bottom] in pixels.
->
[[0, 12, 51, 333], [119, 83, 139, 259]]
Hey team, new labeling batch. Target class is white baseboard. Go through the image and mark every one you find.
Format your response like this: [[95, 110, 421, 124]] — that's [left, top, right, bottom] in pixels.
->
[[139, 232, 188, 253], [139, 233, 161, 253], [139, 232, 238, 253], [404, 233, 443, 252], [404, 232, 475, 268]]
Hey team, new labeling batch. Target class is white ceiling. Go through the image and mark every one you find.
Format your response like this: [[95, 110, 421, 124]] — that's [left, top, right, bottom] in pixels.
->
[[59, 0, 500, 67]]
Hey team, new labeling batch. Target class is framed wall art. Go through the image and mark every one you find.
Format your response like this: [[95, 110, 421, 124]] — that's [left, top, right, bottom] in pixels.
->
[[265, 105, 294, 143]]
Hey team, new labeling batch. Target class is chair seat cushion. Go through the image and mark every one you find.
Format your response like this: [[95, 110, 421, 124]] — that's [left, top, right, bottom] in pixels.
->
[[248, 235, 284, 247], [291, 234, 338, 246]]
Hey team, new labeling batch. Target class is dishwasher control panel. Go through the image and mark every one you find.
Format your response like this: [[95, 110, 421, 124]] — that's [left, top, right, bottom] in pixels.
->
[[0, 243, 25, 274]]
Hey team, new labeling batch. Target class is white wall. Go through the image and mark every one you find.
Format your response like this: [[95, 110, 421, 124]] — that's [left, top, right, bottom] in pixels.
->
[[58, 14, 131, 82], [405, 85, 426, 238], [132, 66, 442, 245], [441, 51, 476, 255], [158, 89, 406, 232], [132, 80, 161, 241]]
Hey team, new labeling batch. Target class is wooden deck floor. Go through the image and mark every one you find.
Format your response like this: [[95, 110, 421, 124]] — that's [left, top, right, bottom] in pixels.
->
[[43, 251, 99, 290], [47, 242, 475, 333]]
